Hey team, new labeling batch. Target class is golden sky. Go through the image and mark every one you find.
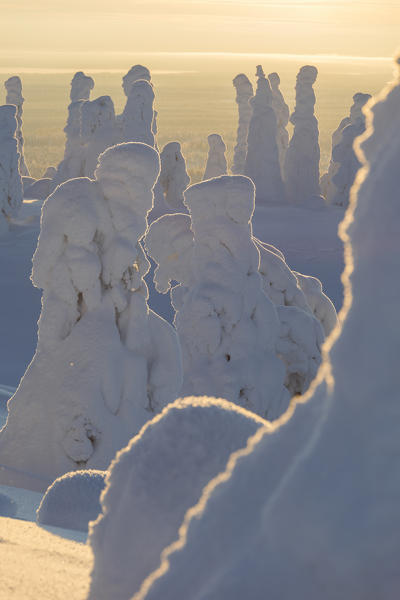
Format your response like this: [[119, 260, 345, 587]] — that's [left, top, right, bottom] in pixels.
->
[[1, 0, 399, 67]]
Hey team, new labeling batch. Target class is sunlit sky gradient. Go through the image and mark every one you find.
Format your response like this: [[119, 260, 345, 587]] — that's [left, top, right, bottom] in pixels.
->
[[1, 0, 399, 68]]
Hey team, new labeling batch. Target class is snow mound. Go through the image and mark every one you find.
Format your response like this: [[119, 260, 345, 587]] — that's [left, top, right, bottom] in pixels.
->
[[88, 397, 268, 600], [37, 470, 106, 532]]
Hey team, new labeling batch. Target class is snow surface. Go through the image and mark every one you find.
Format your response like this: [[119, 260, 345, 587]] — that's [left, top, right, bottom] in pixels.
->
[[134, 57, 400, 600], [37, 470, 106, 532], [88, 397, 268, 600]]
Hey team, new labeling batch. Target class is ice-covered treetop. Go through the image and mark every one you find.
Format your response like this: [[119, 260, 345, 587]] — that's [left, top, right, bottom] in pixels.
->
[[70, 71, 94, 102], [144, 213, 194, 293], [291, 64, 318, 122], [159, 141, 190, 209], [232, 73, 253, 98], [81, 96, 115, 140], [268, 71, 280, 87], [123, 65, 151, 97], [4, 76, 23, 105], [122, 79, 155, 146], [350, 92, 371, 124], [251, 65, 273, 111], [0, 104, 17, 140]]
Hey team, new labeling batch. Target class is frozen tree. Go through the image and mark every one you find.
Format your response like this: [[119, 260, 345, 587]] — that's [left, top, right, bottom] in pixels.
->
[[88, 397, 267, 600], [268, 72, 290, 173], [54, 71, 95, 185], [81, 96, 119, 178], [0, 142, 182, 491], [203, 134, 227, 180], [69, 71, 94, 102], [330, 93, 372, 208], [321, 92, 371, 203], [162, 175, 289, 419], [0, 105, 23, 234], [284, 65, 323, 206], [121, 80, 155, 147], [244, 65, 286, 207], [4, 76, 29, 176], [232, 74, 253, 175], [137, 58, 400, 600], [158, 142, 190, 212], [119, 65, 157, 144]]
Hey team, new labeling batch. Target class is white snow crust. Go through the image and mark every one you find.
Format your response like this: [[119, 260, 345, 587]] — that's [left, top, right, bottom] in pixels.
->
[[135, 57, 400, 600], [88, 397, 268, 600]]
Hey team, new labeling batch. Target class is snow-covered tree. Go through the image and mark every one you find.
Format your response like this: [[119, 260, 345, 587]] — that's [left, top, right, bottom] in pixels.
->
[[268, 72, 289, 173], [158, 142, 190, 212], [149, 175, 290, 419], [88, 397, 266, 600], [202, 133, 227, 180], [136, 57, 400, 600], [232, 74, 253, 175], [121, 80, 155, 147], [244, 65, 286, 207], [81, 95, 119, 178], [321, 92, 371, 203], [0, 104, 23, 234], [4, 75, 29, 176], [54, 71, 95, 185], [119, 65, 158, 143], [0, 142, 182, 491], [330, 93, 372, 208], [284, 65, 323, 206]]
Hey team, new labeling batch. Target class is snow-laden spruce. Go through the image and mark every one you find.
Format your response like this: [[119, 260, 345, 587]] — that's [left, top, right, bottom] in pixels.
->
[[54, 71, 95, 185], [0, 142, 182, 491], [81, 96, 119, 178], [244, 66, 286, 207], [119, 66, 157, 146], [203, 134, 227, 181], [88, 397, 267, 600], [330, 93, 372, 208], [148, 175, 289, 419], [122, 80, 155, 146], [145, 213, 334, 398], [0, 105, 23, 234], [268, 72, 289, 173], [232, 74, 253, 175], [158, 142, 190, 213], [321, 92, 371, 203], [136, 57, 400, 600], [284, 65, 322, 206], [4, 76, 29, 176]]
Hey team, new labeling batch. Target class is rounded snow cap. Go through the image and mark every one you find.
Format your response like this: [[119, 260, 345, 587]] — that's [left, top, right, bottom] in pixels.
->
[[298, 65, 318, 84], [95, 142, 160, 189], [268, 72, 280, 86], [233, 73, 253, 93], [123, 65, 151, 96], [4, 75, 22, 94], [70, 71, 94, 102], [207, 133, 226, 151], [184, 174, 255, 225]]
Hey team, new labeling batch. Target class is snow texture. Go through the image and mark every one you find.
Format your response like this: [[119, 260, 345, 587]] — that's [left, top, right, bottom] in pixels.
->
[[122, 80, 155, 147], [321, 92, 371, 204], [244, 65, 286, 206], [4, 76, 29, 176], [232, 74, 253, 175], [54, 71, 95, 185], [37, 470, 106, 532], [0, 142, 182, 491], [0, 104, 23, 234], [172, 174, 289, 419], [203, 134, 227, 180], [284, 65, 323, 206], [268, 72, 290, 173], [157, 141, 190, 213], [88, 397, 268, 600], [136, 56, 400, 600], [120, 65, 158, 145], [295, 271, 338, 335], [330, 93, 371, 207]]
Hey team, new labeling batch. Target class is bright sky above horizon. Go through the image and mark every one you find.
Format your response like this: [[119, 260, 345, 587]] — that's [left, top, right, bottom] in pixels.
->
[[1, 0, 399, 67]]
